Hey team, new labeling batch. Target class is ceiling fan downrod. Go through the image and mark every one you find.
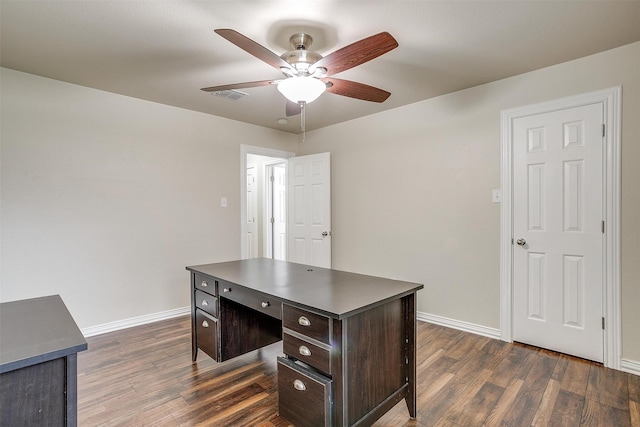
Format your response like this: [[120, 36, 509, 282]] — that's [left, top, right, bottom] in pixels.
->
[[289, 33, 313, 50]]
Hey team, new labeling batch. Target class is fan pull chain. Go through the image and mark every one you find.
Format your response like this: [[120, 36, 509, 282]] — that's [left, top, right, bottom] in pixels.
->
[[299, 101, 306, 143]]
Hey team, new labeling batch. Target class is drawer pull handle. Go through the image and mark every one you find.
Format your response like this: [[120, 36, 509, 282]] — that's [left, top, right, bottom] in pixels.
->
[[298, 345, 311, 356], [261, 301, 270, 308], [298, 316, 311, 327], [201, 281, 208, 287], [202, 320, 209, 328], [293, 379, 306, 391], [223, 288, 231, 293], [201, 300, 208, 306]]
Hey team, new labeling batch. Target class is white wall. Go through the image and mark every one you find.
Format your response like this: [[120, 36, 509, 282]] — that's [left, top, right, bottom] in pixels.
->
[[0, 68, 297, 329], [298, 42, 640, 363], [2, 42, 638, 364]]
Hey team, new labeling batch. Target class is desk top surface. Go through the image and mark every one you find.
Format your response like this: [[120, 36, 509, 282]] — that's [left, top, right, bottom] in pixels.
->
[[187, 258, 423, 319], [0, 295, 88, 374]]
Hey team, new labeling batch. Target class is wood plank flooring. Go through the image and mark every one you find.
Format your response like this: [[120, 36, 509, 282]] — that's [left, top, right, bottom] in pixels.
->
[[77, 315, 640, 426]]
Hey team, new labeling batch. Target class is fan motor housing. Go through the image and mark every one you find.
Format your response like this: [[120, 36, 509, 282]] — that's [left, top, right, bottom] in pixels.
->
[[280, 33, 323, 73]]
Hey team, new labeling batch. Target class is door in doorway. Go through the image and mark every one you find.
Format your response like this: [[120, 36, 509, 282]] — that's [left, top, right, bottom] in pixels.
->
[[512, 103, 604, 362], [287, 153, 331, 268], [266, 162, 287, 261]]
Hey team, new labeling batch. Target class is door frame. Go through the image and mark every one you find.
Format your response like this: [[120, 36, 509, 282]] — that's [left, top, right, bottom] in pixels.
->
[[263, 159, 287, 259], [499, 87, 621, 369], [246, 162, 258, 258], [240, 145, 295, 260]]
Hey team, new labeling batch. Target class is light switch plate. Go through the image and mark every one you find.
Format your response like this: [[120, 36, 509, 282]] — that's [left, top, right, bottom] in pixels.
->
[[221, 197, 228, 208], [492, 189, 502, 203]]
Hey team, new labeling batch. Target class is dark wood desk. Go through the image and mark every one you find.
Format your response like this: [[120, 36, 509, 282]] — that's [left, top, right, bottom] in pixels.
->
[[0, 295, 88, 426], [187, 258, 423, 426]]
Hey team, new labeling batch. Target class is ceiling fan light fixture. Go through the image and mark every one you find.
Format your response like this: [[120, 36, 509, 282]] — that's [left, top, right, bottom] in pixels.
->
[[277, 76, 326, 104]]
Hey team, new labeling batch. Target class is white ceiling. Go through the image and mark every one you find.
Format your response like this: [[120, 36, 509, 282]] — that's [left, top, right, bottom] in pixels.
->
[[2, 1, 639, 134]]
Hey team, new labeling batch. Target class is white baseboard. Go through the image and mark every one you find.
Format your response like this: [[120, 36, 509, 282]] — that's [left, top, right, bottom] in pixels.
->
[[417, 312, 639, 376], [81, 306, 190, 337], [417, 311, 501, 340], [621, 358, 640, 376]]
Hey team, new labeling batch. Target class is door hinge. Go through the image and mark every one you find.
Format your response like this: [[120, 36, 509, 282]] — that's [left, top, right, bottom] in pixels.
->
[[270, 217, 274, 224], [602, 220, 605, 234], [602, 124, 606, 137], [270, 175, 274, 182], [602, 317, 605, 330]]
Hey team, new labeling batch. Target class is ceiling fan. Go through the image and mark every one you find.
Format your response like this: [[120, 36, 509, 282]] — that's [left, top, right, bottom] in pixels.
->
[[201, 29, 399, 117]]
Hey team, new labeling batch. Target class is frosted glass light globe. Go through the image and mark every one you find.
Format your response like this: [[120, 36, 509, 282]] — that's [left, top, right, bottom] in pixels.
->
[[277, 77, 326, 104]]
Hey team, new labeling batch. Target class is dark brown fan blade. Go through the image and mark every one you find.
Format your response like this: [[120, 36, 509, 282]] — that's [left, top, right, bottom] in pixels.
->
[[286, 100, 302, 116], [201, 80, 276, 92], [215, 29, 292, 71], [312, 32, 398, 76], [323, 78, 391, 103]]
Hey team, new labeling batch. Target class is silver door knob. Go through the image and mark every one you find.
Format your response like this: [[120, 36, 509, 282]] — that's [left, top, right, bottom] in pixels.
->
[[322, 231, 331, 237], [516, 238, 526, 246]]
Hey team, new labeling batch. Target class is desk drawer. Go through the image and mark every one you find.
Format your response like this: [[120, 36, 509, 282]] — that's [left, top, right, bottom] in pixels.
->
[[278, 357, 331, 427], [195, 289, 217, 317], [283, 332, 331, 375], [195, 309, 218, 361], [283, 305, 330, 345], [194, 273, 216, 295], [220, 284, 282, 320]]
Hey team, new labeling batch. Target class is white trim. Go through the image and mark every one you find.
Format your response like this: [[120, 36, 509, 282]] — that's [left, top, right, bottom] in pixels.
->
[[417, 311, 501, 340], [81, 306, 189, 337], [500, 87, 621, 369], [620, 359, 640, 377], [263, 159, 287, 259], [240, 145, 295, 260], [246, 161, 258, 258]]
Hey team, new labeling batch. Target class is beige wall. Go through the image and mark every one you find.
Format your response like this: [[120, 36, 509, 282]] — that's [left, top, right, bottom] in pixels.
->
[[298, 42, 640, 363], [0, 68, 297, 328], [1, 42, 638, 364]]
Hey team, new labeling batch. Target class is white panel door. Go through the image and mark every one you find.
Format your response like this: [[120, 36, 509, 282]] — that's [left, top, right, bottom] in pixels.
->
[[272, 164, 287, 261], [513, 103, 604, 362], [246, 164, 258, 259], [287, 153, 331, 268]]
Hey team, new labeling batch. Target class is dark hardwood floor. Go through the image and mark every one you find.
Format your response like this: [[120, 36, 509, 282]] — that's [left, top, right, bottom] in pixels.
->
[[77, 315, 640, 426]]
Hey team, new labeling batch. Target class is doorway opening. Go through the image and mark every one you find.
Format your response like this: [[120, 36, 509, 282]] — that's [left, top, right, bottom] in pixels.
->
[[240, 145, 295, 260]]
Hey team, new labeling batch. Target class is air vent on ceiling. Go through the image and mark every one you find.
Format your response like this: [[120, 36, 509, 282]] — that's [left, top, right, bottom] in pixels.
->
[[213, 89, 249, 101]]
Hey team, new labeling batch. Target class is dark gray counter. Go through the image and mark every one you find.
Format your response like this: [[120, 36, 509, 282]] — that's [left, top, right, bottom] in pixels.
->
[[187, 258, 423, 319], [0, 295, 88, 426]]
